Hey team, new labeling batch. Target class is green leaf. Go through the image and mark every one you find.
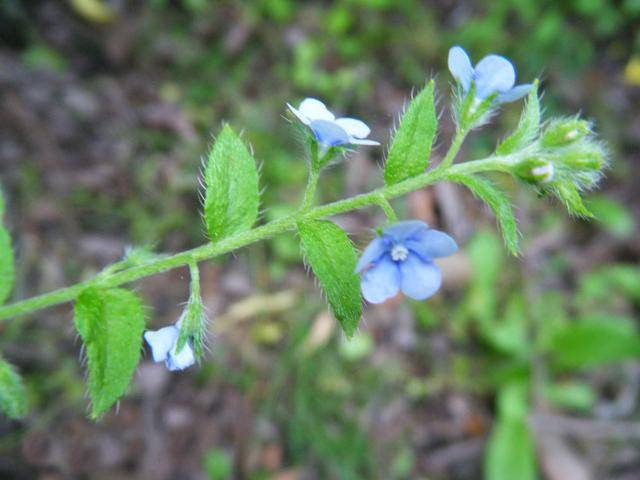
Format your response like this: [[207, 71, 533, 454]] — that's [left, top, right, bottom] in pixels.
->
[[0, 187, 14, 305], [448, 173, 520, 255], [297, 220, 361, 337], [203, 124, 260, 241], [484, 418, 537, 480], [577, 265, 640, 307], [552, 183, 593, 218], [464, 231, 504, 326], [485, 382, 536, 480], [0, 228, 14, 306], [548, 317, 640, 370], [0, 356, 28, 418], [544, 381, 596, 412], [496, 80, 540, 155], [497, 381, 530, 421], [587, 195, 636, 239], [384, 80, 437, 185], [74, 288, 146, 418], [480, 293, 530, 357]]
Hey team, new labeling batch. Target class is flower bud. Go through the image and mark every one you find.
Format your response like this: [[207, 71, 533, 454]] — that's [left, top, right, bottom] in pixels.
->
[[557, 142, 606, 172], [530, 162, 554, 183], [541, 118, 591, 147], [513, 157, 555, 184]]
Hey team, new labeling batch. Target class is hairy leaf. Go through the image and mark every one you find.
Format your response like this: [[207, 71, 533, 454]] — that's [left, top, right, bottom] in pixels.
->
[[449, 174, 520, 255], [496, 80, 540, 155], [204, 124, 260, 241], [384, 80, 437, 185], [0, 356, 28, 418], [548, 317, 640, 370], [0, 187, 14, 305], [552, 183, 593, 218], [298, 220, 361, 337], [74, 288, 145, 418]]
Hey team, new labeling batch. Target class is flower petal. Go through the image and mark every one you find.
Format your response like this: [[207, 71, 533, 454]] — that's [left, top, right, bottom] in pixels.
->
[[166, 342, 196, 371], [361, 256, 401, 304], [399, 256, 442, 300], [287, 103, 311, 125], [474, 55, 516, 98], [406, 229, 458, 260], [382, 221, 429, 243], [448, 46, 473, 91], [310, 119, 350, 146], [350, 138, 380, 146], [335, 118, 371, 139], [298, 98, 335, 122], [356, 236, 389, 273], [496, 83, 532, 103], [144, 326, 179, 363]]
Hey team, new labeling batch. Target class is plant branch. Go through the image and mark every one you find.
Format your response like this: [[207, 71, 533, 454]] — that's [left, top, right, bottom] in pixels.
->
[[0, 152, 512, 321]]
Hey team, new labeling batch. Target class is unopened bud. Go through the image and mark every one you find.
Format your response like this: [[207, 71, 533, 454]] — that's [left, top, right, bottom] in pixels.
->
[[530, 163, 554, 183], [542, 119, 591, 147], [558, 142, 606, 171]]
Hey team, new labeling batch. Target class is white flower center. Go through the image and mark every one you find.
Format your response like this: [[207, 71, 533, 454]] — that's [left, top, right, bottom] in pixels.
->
[[390, 244, 409, 262]]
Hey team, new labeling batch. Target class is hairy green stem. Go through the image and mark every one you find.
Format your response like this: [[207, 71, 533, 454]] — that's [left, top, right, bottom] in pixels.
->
[[375, 195, 398, 223], [300, 164, 320, 212], [436, 128, 468, 171], [0, 153, 511, 321], [188, 261, 200, 299]]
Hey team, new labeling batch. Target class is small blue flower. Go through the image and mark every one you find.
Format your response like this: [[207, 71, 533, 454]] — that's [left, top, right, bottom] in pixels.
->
[[287, 98, 379, 147], [448, 46, 532, 103], [144, 316, 195, 371], [356, 221, 458, 304]]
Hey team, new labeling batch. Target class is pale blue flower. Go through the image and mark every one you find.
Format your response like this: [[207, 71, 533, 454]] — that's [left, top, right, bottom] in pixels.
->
[[287, 98, 379, 147], [356, 221, 457, 304], [144, 318, 195, 372], [448, 46, 532, 103]]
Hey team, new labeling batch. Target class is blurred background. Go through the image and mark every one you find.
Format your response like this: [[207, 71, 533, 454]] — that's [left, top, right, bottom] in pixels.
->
[[1, 1, 640, 479]]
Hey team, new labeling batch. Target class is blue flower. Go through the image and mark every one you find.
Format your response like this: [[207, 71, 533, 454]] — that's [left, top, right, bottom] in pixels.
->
[[287, 98, 379, 147], [144, 316, 195, 371], [448, 46, 532, 103], [356, 221, 458, 304]]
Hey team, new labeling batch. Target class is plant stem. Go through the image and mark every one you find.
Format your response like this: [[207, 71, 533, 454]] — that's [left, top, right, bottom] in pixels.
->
[[376, 195, 398, 223], [0, 153, 511, 321], [436, 128, 468, 171], [300, 164, 320, 212]]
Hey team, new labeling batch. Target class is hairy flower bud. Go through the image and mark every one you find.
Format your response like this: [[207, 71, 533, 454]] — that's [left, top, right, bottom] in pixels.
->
[[541, 118, 591, 147], [513, 157, 554, 184], [530, 163, 555, 183]]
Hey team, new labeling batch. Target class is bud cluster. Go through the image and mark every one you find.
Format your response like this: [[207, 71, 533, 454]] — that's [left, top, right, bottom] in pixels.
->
[[511, 117, 607, 216]]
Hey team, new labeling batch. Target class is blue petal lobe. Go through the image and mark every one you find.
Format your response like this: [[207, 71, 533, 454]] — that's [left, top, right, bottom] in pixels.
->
[[448, 46, 473, 91], [310, 119, 350, 146], [356, 236, 388, 273], [382, 221, 429, 242], [361, 256, 400, 304], [166, 342, 196, 371], [399, 256, 442, 300], [144, 326, 179, 363], [406, 229, 458, 260], [497, 83, 532, 103], [474, 55, 516, 98]]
